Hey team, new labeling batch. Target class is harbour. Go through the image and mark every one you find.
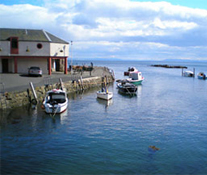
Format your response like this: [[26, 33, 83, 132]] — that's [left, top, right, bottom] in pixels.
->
[[1, 60, 207, 175], [0, 66, 114, 109]]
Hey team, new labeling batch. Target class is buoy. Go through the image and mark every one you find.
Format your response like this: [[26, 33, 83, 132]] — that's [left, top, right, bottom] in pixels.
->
[[41, 104, 45, 109], [149, 145, 160, 151]]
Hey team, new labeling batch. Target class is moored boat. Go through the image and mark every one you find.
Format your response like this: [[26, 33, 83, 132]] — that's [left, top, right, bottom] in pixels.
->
[[117, 80, 137, 94], [97, 76, 113, 100], [124, 67, 138, 76], [127, 72, 144, 85], [197, 72, 206, 80], [183, 70, 194, 77], [97, 90, 113, 100], [43, 89, 68, 114]]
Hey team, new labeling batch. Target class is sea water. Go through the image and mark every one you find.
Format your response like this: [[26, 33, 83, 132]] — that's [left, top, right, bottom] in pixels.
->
[[1, 60, 207, 175]]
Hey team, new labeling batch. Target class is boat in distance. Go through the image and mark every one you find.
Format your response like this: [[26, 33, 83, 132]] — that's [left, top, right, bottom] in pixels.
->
[[183, 70, 194, 77], [43, 89, 68, 114], [197, 72, 206, 80]]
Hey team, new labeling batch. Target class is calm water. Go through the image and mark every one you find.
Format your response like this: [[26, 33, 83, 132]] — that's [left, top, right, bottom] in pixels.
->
[[1, 61, 207, 175]]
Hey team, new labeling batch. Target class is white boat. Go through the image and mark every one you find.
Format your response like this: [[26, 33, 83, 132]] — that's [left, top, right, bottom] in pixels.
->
[[127, 72, 144, 85], [183, 71, 194, 77], [97, 76, 113, 100], [97, 89, 113, 100], [124, 67, 138, 76], [43, 89, 68, 114]]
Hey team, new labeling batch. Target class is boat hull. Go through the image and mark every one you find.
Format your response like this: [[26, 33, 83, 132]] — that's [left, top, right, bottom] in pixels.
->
[[43, 89, 68, 114], [44, 100, 68, 114], [127, 79, 143, 85], [117, 83, 137, 94], [97, 91, 113, 100], [183, 71, 194, 77], [197, 72, 206, 80]]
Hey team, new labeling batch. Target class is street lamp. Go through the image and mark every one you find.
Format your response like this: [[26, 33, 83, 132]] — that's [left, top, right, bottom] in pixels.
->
[[70, 41, 73, 73]]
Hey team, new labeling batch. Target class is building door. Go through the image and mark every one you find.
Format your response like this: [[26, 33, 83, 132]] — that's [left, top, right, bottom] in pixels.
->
[[55, 59, 60, 71], [2, 59, 9, 73]]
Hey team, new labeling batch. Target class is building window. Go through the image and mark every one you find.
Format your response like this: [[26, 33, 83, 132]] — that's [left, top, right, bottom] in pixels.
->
[[11, 38, 18, 49], [37, 43, 43, 49], [10, 37, 19, 54]]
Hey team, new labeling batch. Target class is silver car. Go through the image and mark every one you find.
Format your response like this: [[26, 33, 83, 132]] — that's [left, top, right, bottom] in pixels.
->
[[28, 66, 42, 77]]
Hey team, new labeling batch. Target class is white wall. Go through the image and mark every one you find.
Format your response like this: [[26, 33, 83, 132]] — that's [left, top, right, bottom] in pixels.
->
[[0, 41, 10, 56], [19, 41, 50, 56], [50, 43, 69, 57], [0, 40, 69, 73], [0, 41, 69, 57], [17, 58, 48, 74]]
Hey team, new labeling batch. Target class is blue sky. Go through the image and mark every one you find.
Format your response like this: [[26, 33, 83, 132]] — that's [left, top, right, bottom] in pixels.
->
[[2, 0, 207, 9], [133, 0, 207, 9], [1, 0, 207, 61]]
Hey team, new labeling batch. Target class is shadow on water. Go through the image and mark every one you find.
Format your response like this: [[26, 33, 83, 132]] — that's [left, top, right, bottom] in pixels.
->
[[0, 105, 32, 126], [117, 91, 137, 98], [0, 104, 68, 127]]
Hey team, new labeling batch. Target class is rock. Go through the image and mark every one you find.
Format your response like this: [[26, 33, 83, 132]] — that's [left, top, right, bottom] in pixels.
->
[[151, 64, 187, 69]]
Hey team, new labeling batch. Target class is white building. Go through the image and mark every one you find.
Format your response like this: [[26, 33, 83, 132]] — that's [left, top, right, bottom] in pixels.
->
[[0, 28, 69, 75]]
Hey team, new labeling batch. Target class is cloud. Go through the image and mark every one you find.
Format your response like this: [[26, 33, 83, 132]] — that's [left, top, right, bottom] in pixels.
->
[[1, 0, 207, 60]]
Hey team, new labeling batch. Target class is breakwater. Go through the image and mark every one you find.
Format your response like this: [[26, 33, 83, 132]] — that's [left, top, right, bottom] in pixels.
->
[[151, 64, 187, 69], [0, 72, 114, 110]]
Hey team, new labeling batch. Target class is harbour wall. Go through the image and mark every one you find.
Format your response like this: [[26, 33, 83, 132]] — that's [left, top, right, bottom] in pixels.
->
[[0, 75, 114, 110]]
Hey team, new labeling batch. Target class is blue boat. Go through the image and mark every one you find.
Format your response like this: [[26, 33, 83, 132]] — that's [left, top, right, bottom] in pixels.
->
[[197, 72, 206, 80]]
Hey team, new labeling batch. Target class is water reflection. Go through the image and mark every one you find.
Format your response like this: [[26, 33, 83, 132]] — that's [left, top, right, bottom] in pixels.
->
[[96, 98, 113, 109]]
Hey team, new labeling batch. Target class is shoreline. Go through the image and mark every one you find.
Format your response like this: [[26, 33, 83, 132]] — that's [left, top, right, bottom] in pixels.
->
[[0, 66, 115, 110]]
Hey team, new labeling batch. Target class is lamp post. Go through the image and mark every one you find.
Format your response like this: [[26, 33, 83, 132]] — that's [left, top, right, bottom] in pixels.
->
[[70, 41, 73, 73]]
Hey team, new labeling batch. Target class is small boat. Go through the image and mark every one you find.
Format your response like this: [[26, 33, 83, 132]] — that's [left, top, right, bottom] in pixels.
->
[[97, 89, 113, 100], [97, 76, 113, 100], [197, 72, 206, 80], [127, 72, 144, 85], [124, 67, 138, 76], [117, 80, 137, 94], [43, 89, 68, 114], [183, 70, 194, 77]]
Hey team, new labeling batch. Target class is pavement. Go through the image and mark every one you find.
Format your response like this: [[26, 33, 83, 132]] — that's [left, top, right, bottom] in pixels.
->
[[0, 67, 112, 92]]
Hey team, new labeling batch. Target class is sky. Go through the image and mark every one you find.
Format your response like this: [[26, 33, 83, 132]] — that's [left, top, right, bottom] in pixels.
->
[[1, 0, 207, 61]]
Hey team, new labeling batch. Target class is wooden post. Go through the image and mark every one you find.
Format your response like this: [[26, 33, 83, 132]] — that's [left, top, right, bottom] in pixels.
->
[[59, 78, 66, 92], [193, 68, 195, 78], [29, 82, 38, 107]]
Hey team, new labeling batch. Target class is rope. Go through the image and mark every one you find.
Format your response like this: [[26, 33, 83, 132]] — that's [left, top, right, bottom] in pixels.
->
[[50, 105, 60, 118]]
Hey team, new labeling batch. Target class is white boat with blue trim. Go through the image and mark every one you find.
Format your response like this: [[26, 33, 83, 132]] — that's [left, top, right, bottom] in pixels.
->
[[127, 71, 144, 85], [197, 72, 206, 80]]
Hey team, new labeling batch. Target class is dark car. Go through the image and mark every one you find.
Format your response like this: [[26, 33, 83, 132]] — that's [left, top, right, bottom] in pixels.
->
[[28, 66, 42, 77]]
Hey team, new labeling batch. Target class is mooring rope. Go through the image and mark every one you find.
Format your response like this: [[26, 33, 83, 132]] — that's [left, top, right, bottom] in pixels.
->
[[50, 105, 59, 118]]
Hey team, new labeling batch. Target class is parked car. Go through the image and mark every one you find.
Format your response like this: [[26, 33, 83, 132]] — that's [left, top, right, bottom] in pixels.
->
[[28, 66, 42, 77]]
